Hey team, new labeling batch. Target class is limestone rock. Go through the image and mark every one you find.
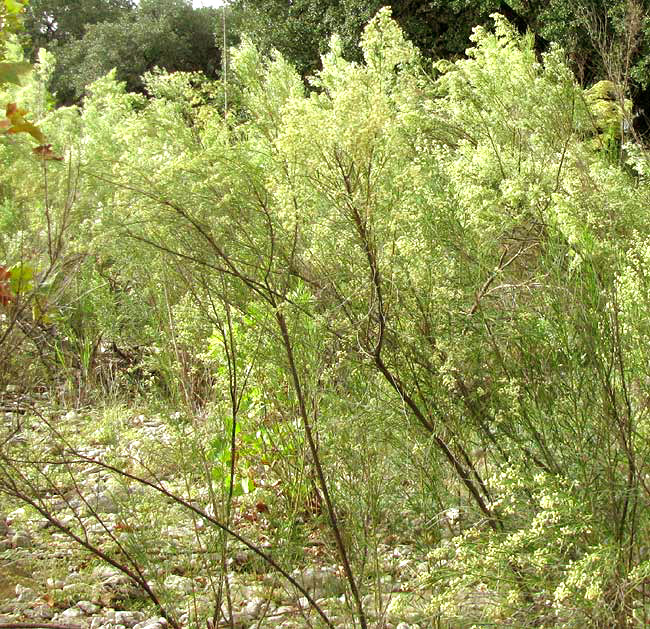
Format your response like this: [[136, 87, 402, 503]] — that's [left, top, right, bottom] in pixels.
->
[[15, 584, 38, 603], [77, 600, 101, 614], [114, 610, 145, 627]]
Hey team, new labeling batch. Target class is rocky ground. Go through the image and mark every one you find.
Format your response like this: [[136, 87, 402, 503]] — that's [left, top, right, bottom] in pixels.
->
[[0, 405, 438, 629]]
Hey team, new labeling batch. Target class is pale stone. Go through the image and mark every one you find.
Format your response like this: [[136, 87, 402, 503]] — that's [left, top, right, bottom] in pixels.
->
[[163, 574, 194, 594], [59, 607, 85, 620], [115, 610, 145, 627], [244, 596, 265, 618], [15, 585, 37, 603], [77, 600, 101, 614], [11, 532, 32, 548]]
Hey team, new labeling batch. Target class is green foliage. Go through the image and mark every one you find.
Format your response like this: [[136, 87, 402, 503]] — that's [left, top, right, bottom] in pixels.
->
[[229, 0, 650, 139], [426, 466, 608, 625], [0, 60, 31, 86], [5, 6, 650, 625], [0, 0, 27, 49], [0, 10, 60, 159], [40, 0, 220, 104], [24, 0, 134, 50]]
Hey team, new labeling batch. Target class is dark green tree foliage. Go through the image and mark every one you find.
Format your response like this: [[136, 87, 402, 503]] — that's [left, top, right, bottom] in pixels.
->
[[24, 0, 134, 52], [30, 0, 220, 104], [230, 0, 650, 128], [228, 0, 545, 76], [536, 0, 650, 86], [227, 0, 487, 76]]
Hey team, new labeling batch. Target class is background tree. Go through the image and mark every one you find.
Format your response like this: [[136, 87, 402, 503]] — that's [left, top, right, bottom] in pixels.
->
[[225, 0, 489, 77], [229, 0, 650, 132], [26, 0, 220, 104], [23, 0, 134, 53]]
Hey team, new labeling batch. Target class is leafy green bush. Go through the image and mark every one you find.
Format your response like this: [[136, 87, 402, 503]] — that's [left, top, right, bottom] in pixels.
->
[[3, 7, 650, 626]]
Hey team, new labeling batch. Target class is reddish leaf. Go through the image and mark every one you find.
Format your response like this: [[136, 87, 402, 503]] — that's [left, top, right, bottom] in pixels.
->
[[0, 265, 13, 306], [242, 511, 257, 523], [33, 144, 63, 161]]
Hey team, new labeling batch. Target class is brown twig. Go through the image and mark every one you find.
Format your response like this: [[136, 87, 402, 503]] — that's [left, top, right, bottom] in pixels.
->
[[274, 307, 367, 629]]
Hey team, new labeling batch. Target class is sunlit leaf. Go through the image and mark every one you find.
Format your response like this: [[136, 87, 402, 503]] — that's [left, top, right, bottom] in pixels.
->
[[4, 0, 27, 14], [2, 102, 47, 143], [7, 120, 46, 143], [9, 263, 34, 294]]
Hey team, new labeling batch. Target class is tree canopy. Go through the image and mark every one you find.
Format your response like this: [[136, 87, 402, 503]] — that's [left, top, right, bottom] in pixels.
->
[[24, 0, 134, 50], [25, 0, 220, 103], [229, 0, 650, 128]]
